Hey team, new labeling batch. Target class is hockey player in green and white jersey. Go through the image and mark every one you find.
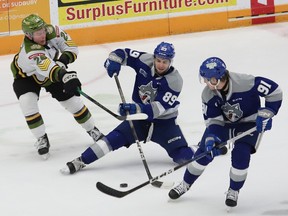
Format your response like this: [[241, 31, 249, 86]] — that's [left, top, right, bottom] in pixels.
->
[[10, 14, 103, 159]]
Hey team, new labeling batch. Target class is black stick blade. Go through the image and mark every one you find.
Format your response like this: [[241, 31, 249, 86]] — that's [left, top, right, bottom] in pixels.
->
[[151, 181, 163, 188], [96, 180, 151, 198], [96, 182, 129, 198]]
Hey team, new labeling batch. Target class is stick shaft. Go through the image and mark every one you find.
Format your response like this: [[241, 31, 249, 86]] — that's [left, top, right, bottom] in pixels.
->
[[114, 76, 164, 187]]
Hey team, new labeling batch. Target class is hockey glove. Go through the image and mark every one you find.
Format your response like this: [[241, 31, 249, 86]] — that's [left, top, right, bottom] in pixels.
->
[[256, 108, 274, 133], [104, 59, 121, 77], [60, 70, 82, 96], [118, 103, 143, 116], [104, 50, 125, 77], [56, 52, 73, 69], [55, 61, 67, 69], [205, 134, 222, 160]]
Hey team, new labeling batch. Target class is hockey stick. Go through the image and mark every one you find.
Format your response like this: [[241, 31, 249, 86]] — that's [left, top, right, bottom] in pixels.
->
[[79, 89, 148, 121], [96, 126, 257, 198], [255, 132, 264, 150], [114, 75, 172, 189]]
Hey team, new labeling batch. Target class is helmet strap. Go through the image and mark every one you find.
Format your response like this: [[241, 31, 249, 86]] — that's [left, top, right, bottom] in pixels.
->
[[220, 78, 229, 95], [25, 32, 33, 40], [212, 79, 221, 90]]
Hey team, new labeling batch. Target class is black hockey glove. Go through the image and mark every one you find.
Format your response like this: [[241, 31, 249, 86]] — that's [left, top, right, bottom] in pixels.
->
[[55, 60, 67, 69], [60, 70, 81, 96], [56, 52, 73, 69]]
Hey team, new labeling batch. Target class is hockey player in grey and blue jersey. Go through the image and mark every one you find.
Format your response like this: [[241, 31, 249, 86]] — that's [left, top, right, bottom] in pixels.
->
[[168, 57, 282, 208], [61, 42, 197, 174]]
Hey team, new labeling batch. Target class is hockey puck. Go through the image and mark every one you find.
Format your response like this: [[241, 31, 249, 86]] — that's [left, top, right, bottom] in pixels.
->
[[120, 183, 128, 188]]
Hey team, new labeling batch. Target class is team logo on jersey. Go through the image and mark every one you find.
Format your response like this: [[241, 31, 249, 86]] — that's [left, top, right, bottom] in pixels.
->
[[30, 44, 42, 50], [138, 81, 157, 104], [221, 102, 243, 122], [28, 52, 44, 60], [36, 55, 51, 71]]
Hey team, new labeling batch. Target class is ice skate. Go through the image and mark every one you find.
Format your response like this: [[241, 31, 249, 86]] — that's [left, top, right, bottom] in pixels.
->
[[225, 188, 239, 208], [168, 180, 191, 200], [35, 133, 50, 160], [60, 157, 86, 174], [88, 126, 104, 142]]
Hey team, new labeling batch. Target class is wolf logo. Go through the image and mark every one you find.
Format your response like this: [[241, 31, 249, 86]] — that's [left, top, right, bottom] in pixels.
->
[[138, 81, 157, 104], [221, 102, 243, 122]]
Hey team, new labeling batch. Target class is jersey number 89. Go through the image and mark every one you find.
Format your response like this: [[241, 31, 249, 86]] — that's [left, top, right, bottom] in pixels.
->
[[163, 92, 177, 105]]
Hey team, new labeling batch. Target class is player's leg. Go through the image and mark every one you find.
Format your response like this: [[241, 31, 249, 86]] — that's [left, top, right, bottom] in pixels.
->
[[61, 121, 150, 174], [169, 127, 229, 199], [47, 82, 103, 142], [225, 125, 259, 208], [13, 77, 50, 158], [151, 118, 196, 164]]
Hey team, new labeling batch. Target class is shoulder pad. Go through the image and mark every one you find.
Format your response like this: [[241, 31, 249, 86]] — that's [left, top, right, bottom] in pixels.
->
[[46, 24, 57, 40]]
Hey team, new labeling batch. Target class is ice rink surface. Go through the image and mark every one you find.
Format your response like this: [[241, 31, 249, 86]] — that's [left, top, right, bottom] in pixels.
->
[[0, 22, 287, 216]]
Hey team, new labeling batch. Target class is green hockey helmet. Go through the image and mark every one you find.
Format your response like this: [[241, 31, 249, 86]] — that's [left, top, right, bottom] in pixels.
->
[[22, 14, 47, 35]]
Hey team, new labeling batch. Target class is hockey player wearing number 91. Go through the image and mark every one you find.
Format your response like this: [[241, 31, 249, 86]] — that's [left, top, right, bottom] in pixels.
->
[[168, 57, 283, 208], [61, 42, 215, 174], [10, 14, 103, 160]]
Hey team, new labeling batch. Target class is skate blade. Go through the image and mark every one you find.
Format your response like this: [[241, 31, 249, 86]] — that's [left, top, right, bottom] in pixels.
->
[[59, 166, 70, 175], [40, 153, 50, 160], [226, 206, 232, 213], [160, 181, 175, 189]]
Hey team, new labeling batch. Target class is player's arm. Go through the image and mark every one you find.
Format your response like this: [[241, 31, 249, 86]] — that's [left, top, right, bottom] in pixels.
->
[[47, 25, 79, 68], [28, 50, 81, 96], [119, 72, 182, 121], [201, 91, 225, 138], [254, 76, 282, 115], [118, 90, 178, 121], [254, 76, 283, 132], [104, 48, 147, 77]]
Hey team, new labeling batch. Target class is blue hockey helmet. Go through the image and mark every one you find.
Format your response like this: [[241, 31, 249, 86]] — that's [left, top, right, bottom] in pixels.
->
[[154, 42, 175, 60], [199, 57, 227, 80]]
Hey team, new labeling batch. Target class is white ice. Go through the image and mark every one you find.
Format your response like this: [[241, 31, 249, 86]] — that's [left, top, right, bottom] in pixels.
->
[[0, 22, 287, 216]]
